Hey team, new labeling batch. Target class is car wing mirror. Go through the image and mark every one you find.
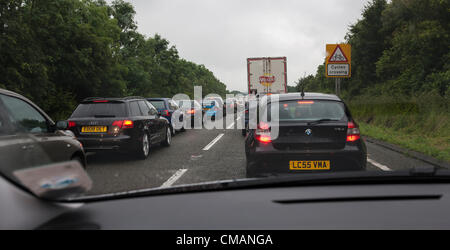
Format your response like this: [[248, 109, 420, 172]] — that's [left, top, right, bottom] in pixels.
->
[[56, 120, 68, 130], [13, 160, 93, 200]]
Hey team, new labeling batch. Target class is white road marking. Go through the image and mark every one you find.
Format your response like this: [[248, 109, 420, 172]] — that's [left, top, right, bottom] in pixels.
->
[[160, 169, 188, 188], [203, 133, 224, 151], [368, 158, 392, 171], [227, 122, 235, 129]]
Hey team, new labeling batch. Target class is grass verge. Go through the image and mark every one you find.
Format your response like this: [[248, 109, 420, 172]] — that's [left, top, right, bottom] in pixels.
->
[[359, 122, 450, 163]]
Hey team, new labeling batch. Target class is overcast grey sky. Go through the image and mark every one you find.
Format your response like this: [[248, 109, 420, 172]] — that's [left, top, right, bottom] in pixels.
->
[[119, 0, 371, 92]]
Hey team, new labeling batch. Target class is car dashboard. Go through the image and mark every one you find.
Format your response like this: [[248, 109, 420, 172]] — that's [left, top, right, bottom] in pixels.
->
[[3, 179, 446, 230]]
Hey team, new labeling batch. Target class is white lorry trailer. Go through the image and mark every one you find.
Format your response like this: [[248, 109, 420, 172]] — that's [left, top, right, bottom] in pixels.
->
[[247, 57, 287, 95]]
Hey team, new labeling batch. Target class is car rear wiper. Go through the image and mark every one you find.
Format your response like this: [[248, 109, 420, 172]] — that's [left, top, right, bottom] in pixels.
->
[[307, 119, 340, 125], [94, 115, 116, 118]]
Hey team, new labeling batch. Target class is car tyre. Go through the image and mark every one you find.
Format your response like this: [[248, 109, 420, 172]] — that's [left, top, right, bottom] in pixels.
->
[[161, 126, 172, 147], [136, 132, 150, 160]]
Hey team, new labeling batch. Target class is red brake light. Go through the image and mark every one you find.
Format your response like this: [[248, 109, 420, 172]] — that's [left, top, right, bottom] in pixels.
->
[[112, 120, 134, 129], [93, 100, 109, 103], [347, 135, 360, 142], [256, 122, 272, 143], [123, 120, 134, 129], [162, 110, 170, 116], [257, 135, 272, 143], [258, 122, 270, 130], [68, 121, 76, 128], [112, 120, 123, 128], [298, 101, 314, 105], [347, 121, 360, 142]]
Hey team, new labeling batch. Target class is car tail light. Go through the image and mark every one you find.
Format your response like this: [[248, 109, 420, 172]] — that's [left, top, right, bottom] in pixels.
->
[[347, 121, 360, 142], [162, 110, 170, 116], [93, 100, 109, 103], [68, 121, 76, 128], [187, 109, 195, 114], [298, 101, 314, 105], [112, 120, 134, 129], [123, 120, 134, 129], [256, 122, 272, 143]]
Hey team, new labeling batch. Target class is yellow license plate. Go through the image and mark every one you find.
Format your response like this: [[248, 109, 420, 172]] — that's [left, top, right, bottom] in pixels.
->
[[290, 161, 330, 170], [81, 126, 107, 133]]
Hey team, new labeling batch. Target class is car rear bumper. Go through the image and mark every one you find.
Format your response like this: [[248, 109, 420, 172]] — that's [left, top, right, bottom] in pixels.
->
[[77, 135, 135, 152], [246, 142, 367, 176]]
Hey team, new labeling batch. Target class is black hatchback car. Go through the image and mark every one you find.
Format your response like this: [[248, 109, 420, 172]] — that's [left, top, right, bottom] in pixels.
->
[[0, 88, 86, 176], [245, 93, 367, 177], [67, 97, 171, 159]]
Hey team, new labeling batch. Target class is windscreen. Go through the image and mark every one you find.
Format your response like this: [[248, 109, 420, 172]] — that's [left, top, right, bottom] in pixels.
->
[[0, 0, 446, 208]]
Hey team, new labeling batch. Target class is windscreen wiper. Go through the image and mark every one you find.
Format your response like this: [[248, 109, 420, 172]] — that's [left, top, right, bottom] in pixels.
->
[[307, 119, 340, 125]]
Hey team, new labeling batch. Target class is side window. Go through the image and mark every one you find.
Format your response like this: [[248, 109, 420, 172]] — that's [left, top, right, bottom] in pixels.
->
[[138, 101, 151, 116], [129, 101, 142, 116], [0, 105, 14, 135], [0, 94, 49, 133], [146, 102, 158, 115]]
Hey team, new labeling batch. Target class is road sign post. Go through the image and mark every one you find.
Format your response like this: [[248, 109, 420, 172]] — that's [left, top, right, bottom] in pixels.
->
[[326, 44, 351, 96]]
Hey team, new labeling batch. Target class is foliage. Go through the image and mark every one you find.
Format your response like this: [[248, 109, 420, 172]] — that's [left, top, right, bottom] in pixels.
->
[[293, 0, 449, 160], [0, 0, 226, 120], [295, 0, 449, 98]]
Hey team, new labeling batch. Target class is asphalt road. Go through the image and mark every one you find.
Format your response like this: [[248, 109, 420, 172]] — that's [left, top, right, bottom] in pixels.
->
[[85, 116, 436, 196]]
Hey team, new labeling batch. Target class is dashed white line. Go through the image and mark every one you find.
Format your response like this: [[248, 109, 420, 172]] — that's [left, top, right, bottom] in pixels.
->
[[203, 133, 224, 151], [368, 158, 392, 171], [160, 169, 188, 188]]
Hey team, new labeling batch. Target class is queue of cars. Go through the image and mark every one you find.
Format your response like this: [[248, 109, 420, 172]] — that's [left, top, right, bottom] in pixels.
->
[[0, 87, 366, 180]]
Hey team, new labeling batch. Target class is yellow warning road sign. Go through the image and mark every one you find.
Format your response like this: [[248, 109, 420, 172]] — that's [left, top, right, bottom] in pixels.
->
[[326, 44, 351, 78]]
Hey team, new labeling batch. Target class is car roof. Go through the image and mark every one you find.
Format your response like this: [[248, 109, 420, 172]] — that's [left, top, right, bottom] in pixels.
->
[[0, 88, 26, 99], [82, 96, 146, 103], [147, 98, 170, 101], [264, 92, 342, 102]]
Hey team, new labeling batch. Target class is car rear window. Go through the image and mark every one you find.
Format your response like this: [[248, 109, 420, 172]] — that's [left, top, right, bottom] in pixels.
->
[[149, 100, 166, 110], [267, 100, 347, 121], [70, 102, 127, 118]]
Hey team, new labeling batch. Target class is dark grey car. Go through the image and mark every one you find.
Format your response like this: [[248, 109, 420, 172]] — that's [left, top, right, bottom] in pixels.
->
[[0, 88, 86, 181], [245, 93, 367, 177]]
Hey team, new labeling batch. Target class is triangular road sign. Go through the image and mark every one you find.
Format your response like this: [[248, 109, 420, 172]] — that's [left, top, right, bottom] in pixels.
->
[[328, 45, 348, 63]]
